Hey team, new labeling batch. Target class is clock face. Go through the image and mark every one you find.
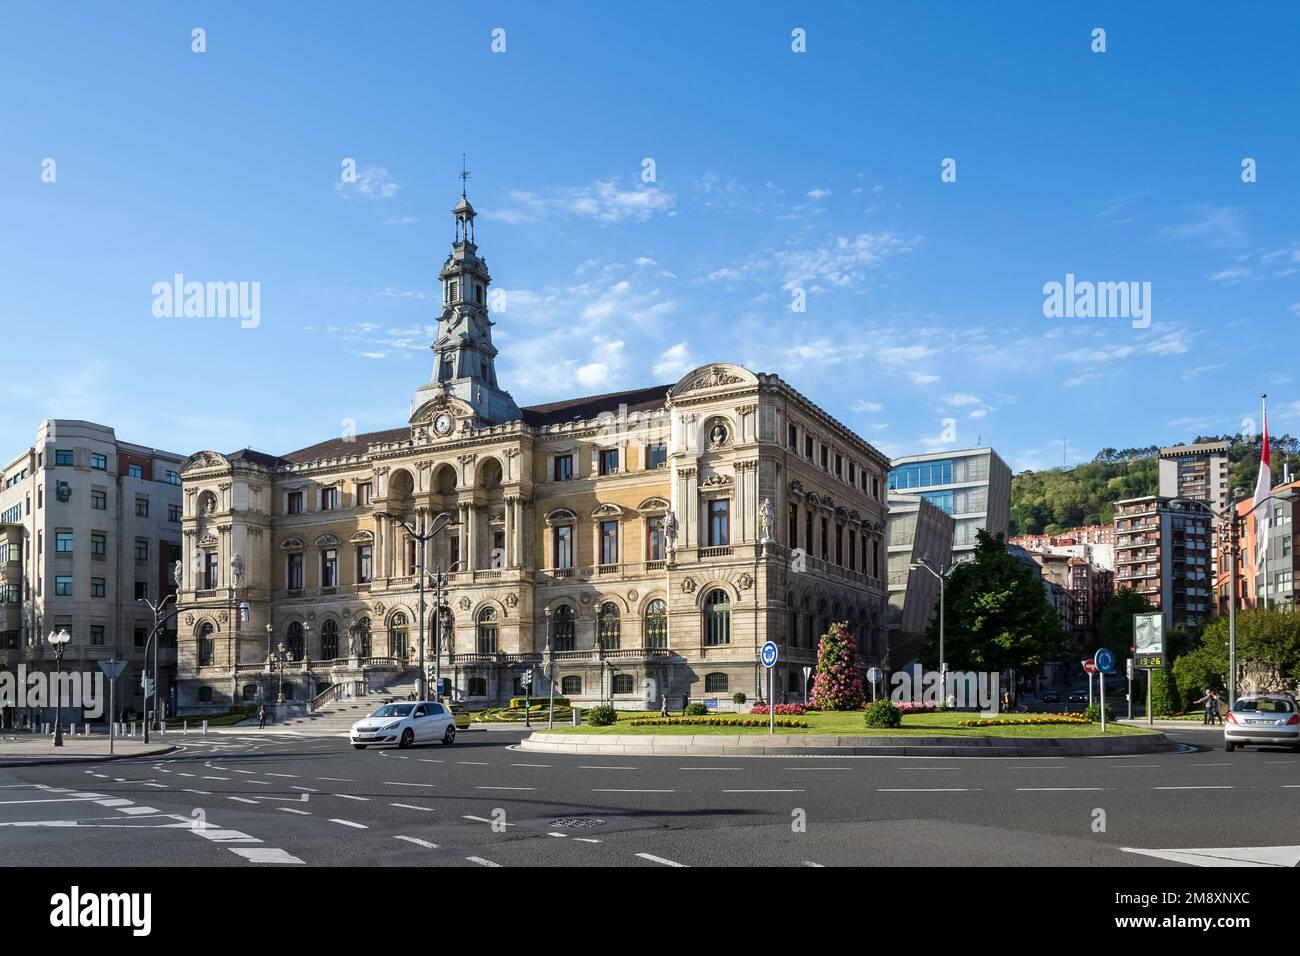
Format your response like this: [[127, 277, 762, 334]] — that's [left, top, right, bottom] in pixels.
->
[[433, 413, 453, 435]]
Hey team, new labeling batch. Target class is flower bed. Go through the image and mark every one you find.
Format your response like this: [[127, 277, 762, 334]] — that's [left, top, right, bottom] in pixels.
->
[[628, 717, 810, 728], [895, 701, 935, 714], [750, 703, 807, 716], [958, 716, 1089, 727]]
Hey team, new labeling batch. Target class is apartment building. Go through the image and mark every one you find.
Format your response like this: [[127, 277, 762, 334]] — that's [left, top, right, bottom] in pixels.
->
[[0, 421, 184, 727], [1159, 441, 1230, 521], [1113, 496, 1213, 630]]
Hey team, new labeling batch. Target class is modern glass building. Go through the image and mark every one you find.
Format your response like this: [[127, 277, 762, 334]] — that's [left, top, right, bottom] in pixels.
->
[[887, 447, 1011, 562]]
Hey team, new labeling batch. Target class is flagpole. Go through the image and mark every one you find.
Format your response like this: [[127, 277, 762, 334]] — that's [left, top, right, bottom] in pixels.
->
[[1262, 394, 1270, 610]]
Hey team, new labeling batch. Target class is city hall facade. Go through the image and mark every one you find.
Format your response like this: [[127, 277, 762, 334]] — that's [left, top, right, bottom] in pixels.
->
[[174, 193, 891, 711]]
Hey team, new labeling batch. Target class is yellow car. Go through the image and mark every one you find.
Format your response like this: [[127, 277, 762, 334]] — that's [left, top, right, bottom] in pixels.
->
[[447, 702, 473, 730]]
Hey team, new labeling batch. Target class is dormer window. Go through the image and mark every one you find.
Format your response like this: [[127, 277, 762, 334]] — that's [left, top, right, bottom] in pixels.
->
[[449, 280, 460, 303], [475, 284, 484, 304]]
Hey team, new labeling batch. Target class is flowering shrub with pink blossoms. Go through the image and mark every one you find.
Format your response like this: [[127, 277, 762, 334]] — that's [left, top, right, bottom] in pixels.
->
[[750, 703, 808, 716], [894, 701, 935, 714], [810, 621, 865, 711]]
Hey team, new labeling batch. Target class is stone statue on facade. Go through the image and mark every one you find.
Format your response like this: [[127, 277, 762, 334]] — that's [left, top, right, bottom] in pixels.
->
[[664, 509, 679, 559], [348, 623, 360, 659], [758, 497, 775, 543], [231, 553, 244, 587]]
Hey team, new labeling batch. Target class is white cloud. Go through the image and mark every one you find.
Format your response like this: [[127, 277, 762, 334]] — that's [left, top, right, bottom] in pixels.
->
[[1159, 205, 1245, 247], [653, 342, 694, 378], [334, 165, 401, 201], [851, 400, 883, 413], [487, 179, 674, 225], [943, 392, 983, 407], [909, 371, 939, 385], [806, 187, 832, 199]]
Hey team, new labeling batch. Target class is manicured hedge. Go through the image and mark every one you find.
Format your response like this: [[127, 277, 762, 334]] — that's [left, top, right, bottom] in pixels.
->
[[508, 696, 570, 710]]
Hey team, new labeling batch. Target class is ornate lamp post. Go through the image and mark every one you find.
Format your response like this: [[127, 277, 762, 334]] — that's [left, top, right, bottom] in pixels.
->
[[268, 642, 290, 707], [909, 558, 954, 696], [46, 628, 71, 746], [544, 606, 555, 729], [138, 561, 182, 744]]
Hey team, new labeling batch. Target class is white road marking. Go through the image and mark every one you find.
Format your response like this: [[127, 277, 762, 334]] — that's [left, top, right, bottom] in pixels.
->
[[418, 759, 443, 763], [183, 789, 212, 795], [116, 806, 159, 815], [391, 803, 436, 812], [877, 788, 977, 793], [384, 782, 437, 788], [334, 794, 369, 801], [277, 808, 312, 815], [228, 797, 259, 804], [475, 786, 534, 791], [679, 767, 742, 771], [456, 761, 490, 766], [580, 766, 636, 770], [318, 777, 355, 782], [395, 836, 438, 848], [592, 789, 675, 793], [510, 763, 552, 768], [1190, 763, 1232, 767], [1108, 764, 1159, 769], [143, 783, 169, 789], [266, 773, 298, 778], [723, 789, 806, 793], [463, 815, 514, 826], [202, 776, 230, 781], [547, 832, 566, 838], [247, 780, 274, 786], [0, 797, 104, 805], [229, 769, 256, 775], [636, 852, 686, 867], [781, 767, 851, 771], [573, 837, 602, 843], [229, 847, 305, 864], [329, 818, 368, 829], [802, 861, 826, 867], [95, 799, 134, 807], [1153, 786, 1235, 790], [1121, 845, 1300, 867], [466, 856, 501, 867], [291, 786, 318, 792], [1016, 787, 1110, 792]]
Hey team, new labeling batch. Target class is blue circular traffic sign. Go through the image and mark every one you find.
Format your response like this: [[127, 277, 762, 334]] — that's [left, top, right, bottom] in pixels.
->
[[760, 641, 779, 669], [1095, 648, 1115, 674]]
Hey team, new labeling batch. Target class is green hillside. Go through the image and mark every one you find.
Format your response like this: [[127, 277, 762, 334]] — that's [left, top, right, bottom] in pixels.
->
[[1010, 434, 1300, 537]]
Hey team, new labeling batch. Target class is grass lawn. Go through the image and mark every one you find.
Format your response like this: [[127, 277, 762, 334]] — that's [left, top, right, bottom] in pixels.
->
[[540, 710, 1156, 738]]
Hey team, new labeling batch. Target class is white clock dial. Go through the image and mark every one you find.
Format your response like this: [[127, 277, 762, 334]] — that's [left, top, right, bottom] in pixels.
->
[[434, 413, 453, 435]]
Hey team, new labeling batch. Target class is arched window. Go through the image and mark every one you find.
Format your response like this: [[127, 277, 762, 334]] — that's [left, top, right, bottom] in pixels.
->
[[356, 617, 372, 658], [477, 607, 498, 654], [561, 675, 582, 695], [644, 599, 667, 649], [704, 590, 731, 646], [320, 619, 338, 660], [389, 613, 408, 659], [704, 672, 728, 693], [468, 676, 487, 697], [286, 621, 304, 660], [242, 683, 259, 702], [198, 622, 214, 666], [552, 604, 575, 652], [597, 602, 620, 650], [612, 674, 634, 695]]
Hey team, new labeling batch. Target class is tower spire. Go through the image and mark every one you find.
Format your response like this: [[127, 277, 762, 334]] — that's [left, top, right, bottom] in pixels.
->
[[460, 153, 470, 198]]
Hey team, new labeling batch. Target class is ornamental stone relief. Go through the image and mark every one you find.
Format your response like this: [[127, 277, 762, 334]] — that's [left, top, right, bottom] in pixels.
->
[[681, 577, 697, 593]]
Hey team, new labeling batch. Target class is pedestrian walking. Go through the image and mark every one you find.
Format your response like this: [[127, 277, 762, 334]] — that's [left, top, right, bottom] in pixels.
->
[[257, 704, 267, 729], [1192, 688, 1217, 725], [1209, 691, 1222, 725], [660, 693, 669, 717]]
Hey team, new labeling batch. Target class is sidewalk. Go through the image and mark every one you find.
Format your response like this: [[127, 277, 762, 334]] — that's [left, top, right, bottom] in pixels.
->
[[0, 735, 176, 767], [1118, 719, 1222, 732]]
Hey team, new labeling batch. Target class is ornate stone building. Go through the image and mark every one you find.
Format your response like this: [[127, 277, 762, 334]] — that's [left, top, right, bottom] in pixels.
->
[[175, 191, 891, 712]]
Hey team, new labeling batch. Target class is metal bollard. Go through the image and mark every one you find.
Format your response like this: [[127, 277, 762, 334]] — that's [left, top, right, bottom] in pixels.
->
[[160, 720, 167, 735], [202, 720, 208, 735], [184, 720, 189, 735], [572, 707, 580, 726]]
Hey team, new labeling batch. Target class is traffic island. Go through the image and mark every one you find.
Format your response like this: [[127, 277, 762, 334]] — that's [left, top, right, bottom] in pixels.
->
[[0, 736, 177, 767]]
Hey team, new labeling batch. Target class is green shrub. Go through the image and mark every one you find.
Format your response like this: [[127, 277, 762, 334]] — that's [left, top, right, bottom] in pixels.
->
[[1082, 701, 1116, 723], [585, 704, 617, 726], [508, 696, 569, 710], [1151, 668, 1181, 718], [683, 702, 709, 717], [732, 692, 747, 705], [863, 699, 902, 728]]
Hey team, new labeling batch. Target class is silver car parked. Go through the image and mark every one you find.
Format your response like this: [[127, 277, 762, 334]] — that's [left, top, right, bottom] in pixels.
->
[[1224, 694, 1300, 752]]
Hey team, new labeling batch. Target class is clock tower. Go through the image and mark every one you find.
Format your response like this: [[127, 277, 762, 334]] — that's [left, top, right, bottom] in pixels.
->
[[413, 169, 521, 428]]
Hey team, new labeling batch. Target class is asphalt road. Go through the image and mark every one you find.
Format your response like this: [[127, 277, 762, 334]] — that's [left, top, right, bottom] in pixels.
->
[[0, 726, 1296, 867]]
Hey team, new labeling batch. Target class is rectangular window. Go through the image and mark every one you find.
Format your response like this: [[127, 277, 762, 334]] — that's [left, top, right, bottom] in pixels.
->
[[849, 529, 857, 571], [356, 482, 373, 506], [599, 449, 619, 476], [821, 446, 829, 470], [55, 531, 74, 553], [287, 491, 303, 514], [553, 455, 574, 481], [820, 517, 828, 560], [91, 453, 107, 470], [91, 531, 106, 557], [128, 464, 142, 478], [166, 470, 180, 485], [708, 500, 730, 547], [55, 575, 73, 596], [90, 625, 105, 646], [321, 487, 339, 511], [135, 496, 149, 518], [805, 511, 813, 553], [55, 450, 74, 466], [553, 525, 573, 569], [91, 577, 106, 598], [287, 552, 303, 590], [91, 488, 106, 510], [600, 520, 619, 565], [449, 534, 460, 569], [356, 544, 372, 583], [788, 504, 798, 547], [835, 454, 842, 478], [835, 523, 843, 565], [1, 504, 21, 524], [645, 443, 667, 470], [788, 423, 797, 449], [647, 516, 665, 561], [205, 551, 219, 589], [168, 503, 182, 523], [848, 462, 855, 485], [134, 538, 149, 562], [871, 474, 879, 498], [135, 581, 148, 601], [134, 628, 147, 648], [321, 549, 338, 588], [804, 436, 814, 459], [872, 539, 880, 579]]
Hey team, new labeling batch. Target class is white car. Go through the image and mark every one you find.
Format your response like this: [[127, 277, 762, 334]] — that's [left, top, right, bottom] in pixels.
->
[[351, 701, 457, 750], [1224, 694, 1300, 752]]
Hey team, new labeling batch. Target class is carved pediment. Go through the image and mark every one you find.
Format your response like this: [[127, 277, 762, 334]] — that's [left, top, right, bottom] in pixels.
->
[[314, 533, 339, 547], [198, 533, 219, 548], [672, 364, 754, 396], [699, 473, 734, 489], [545, 508, 577, 526], [281, 537, 305, 551], [180, 450, 229, 474], [349, 530, 374, 544], [637, 497, 670, 514], [591, 503, 624, 519]]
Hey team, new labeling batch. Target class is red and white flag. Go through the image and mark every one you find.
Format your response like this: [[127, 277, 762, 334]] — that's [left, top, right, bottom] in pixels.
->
[[1254, 395, 1271, 572]]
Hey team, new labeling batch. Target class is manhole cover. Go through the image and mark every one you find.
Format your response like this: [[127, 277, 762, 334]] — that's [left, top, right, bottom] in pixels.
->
[[548, 817, 606, 829]]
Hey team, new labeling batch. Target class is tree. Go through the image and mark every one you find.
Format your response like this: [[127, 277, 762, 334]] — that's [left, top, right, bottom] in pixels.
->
[[810, 621, 864, 710], [1150, 667, 1181, 717], [1095, 588, 1151, 658], [1174, 608, 1300, 696], [918, 530, 1069, 672]]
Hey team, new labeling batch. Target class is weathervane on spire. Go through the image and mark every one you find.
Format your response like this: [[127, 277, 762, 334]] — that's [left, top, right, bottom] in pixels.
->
[[460, 154, 470, 198]]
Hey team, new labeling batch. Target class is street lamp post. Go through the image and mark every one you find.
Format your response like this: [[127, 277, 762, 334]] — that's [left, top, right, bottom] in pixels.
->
[[46, 628, 71, 746], [376, 509, 457, 701], [544, 606, 555, 729], [138, 562, 181, 745], [429, 561, 463, 700], [1171, 489, 1295, 709], [910, 559, 953, 699]]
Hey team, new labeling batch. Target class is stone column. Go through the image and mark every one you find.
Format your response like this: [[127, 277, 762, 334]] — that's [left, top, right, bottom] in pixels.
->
[[503, 496, 513, 568], [513, 498, 523, 568], [465, 503, 477, 571]]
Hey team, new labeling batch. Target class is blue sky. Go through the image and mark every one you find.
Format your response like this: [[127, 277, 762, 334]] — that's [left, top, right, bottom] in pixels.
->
[[2, 1, 1298, 471]]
